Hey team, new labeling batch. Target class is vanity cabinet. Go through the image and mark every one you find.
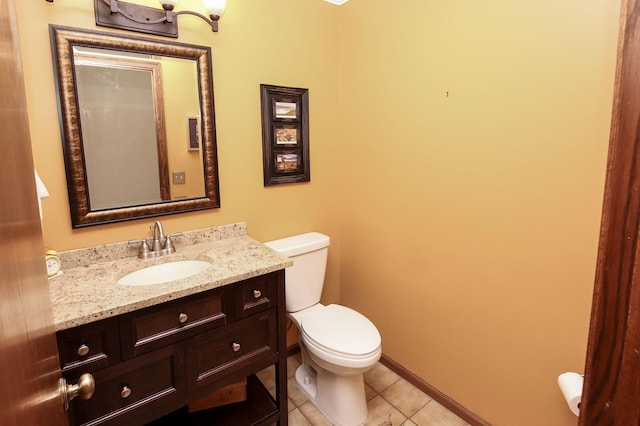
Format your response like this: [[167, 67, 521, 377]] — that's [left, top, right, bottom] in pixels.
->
[[56, 271, 287, 426]]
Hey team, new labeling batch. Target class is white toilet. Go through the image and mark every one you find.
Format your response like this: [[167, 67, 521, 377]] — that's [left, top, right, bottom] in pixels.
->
[[264, 232, 381, 426]]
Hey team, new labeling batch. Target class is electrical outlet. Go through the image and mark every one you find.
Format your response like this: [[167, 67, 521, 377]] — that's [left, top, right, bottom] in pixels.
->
[[172, 171, 186, 185]]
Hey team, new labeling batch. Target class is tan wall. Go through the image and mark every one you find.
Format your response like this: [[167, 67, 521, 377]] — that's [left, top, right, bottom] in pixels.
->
[[16, 0, 342, 304], [16, 0, 622, 424], [337, 1, 620, 425]]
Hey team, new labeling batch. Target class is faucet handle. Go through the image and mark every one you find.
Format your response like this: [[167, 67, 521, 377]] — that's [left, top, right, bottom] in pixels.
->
[[128, 238, 151, 256], [164, 233, 182, 252]]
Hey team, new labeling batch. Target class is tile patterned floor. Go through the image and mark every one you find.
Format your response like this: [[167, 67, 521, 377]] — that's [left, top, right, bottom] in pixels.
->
[[257, 354, 471, 426]]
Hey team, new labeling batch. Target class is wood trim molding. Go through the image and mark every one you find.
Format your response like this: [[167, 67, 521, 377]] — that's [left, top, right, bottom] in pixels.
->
[[380, 354, 491, 426], [579, 0, 640, 423]]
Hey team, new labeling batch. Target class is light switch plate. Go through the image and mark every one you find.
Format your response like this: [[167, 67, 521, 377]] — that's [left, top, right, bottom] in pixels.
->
[[172, 171, 185, 185]]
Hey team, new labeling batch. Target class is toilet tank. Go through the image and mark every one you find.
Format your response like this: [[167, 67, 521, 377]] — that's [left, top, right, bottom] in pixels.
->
[[264, 232, 330, 313]]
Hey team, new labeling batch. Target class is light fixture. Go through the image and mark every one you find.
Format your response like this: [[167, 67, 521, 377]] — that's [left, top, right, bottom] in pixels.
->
[[90, 0, 227, 38]]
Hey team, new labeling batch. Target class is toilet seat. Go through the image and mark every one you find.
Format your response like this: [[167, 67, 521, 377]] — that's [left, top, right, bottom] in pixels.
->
[[300, 304, 381, 360]]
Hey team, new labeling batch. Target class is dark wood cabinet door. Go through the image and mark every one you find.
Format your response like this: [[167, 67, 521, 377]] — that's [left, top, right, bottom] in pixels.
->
[[188, 310, 278, 393], [234, 273, 278, 319], [67, 344, 186, 426], [57, 317, 120, 378]]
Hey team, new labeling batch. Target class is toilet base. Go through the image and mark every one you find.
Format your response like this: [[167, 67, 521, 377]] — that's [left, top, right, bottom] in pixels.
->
[[294, 363, 368, 426]]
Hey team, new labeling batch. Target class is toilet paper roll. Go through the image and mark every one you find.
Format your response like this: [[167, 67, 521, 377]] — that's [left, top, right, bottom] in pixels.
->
[[558, 372, 583, 416]]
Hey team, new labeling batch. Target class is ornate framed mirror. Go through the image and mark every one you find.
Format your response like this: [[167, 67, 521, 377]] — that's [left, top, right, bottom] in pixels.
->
[[50, 25, 220, 228]]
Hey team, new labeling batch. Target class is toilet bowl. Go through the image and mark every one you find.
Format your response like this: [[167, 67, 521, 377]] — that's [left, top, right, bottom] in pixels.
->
[[289, 304, 381, 426], [264, 233, 382, 426], [292, 304, 381, 371]]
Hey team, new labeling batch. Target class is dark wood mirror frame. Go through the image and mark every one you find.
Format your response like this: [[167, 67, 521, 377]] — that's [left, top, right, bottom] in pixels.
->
[[49, 25, 220, 228]]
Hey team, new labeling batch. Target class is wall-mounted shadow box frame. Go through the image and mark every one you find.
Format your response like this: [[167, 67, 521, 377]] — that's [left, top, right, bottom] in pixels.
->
[[260, 84, 310, 186]]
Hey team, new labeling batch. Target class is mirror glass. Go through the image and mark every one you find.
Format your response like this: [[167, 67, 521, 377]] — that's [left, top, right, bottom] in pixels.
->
[[50, 26, 219, 227]]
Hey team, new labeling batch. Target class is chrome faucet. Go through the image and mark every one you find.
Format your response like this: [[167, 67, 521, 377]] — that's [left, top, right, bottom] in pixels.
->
[[129, 220, 182, 259], [151, 221, 165, 252]]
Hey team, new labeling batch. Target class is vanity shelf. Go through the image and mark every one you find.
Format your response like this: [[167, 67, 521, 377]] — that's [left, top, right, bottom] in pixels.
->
[[56, 271, 288, 426], [147, 374, 279, 426]]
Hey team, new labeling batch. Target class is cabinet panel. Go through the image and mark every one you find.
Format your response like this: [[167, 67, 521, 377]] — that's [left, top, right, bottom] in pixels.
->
[[120, 287, 231, 358], [234, 274, 277, 319], [68, 345, 185, 426], [189, 309, 277, 391], [57, 317, 120, 377]]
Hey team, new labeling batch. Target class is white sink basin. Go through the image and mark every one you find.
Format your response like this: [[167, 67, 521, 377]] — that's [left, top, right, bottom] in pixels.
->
[[117, 260, 211, 286]]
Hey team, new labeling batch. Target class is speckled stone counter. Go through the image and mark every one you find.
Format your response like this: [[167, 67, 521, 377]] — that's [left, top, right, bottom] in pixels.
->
[[49, 223, 292, 331]]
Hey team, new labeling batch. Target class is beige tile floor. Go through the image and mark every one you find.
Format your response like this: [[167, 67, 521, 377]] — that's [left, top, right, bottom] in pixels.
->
[[257, 354, 471, 426]]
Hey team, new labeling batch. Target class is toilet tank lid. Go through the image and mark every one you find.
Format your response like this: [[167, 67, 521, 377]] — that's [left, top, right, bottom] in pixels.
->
[[264, 232, 330, 257]]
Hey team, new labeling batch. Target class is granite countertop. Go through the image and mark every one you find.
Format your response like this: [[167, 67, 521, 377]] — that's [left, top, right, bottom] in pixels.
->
[[49, 223, 292, 331]]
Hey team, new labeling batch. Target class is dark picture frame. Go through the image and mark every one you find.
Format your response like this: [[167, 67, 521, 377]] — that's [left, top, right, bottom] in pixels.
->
[[260, 84, 310, 186], [187, 116, 200, 151]]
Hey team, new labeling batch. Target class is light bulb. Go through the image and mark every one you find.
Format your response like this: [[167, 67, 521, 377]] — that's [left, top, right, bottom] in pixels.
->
[[158, 0, 178, 11], [202, 0, 226, 17]]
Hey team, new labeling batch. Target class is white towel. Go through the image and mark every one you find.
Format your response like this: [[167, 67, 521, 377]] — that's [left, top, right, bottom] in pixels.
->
[[34, 170, 49, 222]]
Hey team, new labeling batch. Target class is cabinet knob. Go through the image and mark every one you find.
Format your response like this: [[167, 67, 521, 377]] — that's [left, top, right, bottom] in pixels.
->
[[178, 313, 188, 324], [121, 386, 132, 399], [252, 289, 261, 299], [77, 344, 89, 357], [231, 342, 241, 352]]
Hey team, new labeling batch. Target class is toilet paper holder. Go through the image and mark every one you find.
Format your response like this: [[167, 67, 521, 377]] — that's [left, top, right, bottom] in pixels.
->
[[558, 372, 583, 416]]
